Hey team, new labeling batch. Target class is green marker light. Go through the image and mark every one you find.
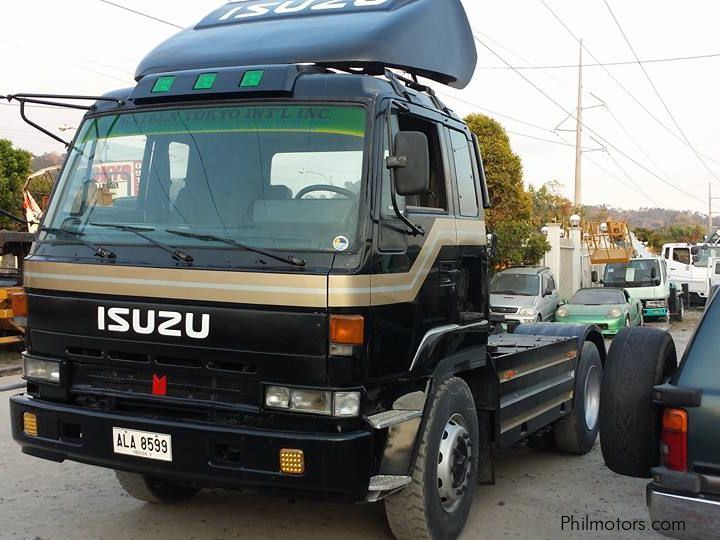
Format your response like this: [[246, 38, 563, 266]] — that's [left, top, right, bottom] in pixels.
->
[[240, 70, 264, 88], [152, 76, 175, 93], [194, 73, 218, 90]]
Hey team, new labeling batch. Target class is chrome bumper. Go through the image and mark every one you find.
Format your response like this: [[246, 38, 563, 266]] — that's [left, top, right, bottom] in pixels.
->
[[648, 488, 720, 539]]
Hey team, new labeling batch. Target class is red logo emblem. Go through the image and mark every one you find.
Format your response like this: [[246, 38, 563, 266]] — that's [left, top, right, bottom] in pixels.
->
[[152, 375, 167, 396]]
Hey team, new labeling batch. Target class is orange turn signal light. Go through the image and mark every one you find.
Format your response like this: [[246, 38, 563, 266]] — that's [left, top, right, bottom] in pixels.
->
[[279, 448, 305, 475], [329, 315, 364, 345], [23, 412, 38, 437], [11, 291, 28, 317], [663, 408, 688, 433]]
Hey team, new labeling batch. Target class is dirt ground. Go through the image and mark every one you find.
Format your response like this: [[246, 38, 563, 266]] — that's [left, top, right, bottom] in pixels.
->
[[0, 311, 702, 540], [0, 348, 21, 370]]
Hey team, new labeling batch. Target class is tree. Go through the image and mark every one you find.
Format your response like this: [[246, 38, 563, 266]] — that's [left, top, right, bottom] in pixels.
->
[[529, 180, 574, 229], [31, 151, 65, 172], [0, 140, 32, 229], [464, 114, 549, 268]]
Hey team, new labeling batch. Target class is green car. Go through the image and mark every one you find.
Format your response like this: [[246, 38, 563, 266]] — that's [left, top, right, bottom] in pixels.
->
[[555, 287, 643, 336]]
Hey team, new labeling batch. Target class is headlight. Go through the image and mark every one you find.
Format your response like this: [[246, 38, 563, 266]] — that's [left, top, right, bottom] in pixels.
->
[[646, 300, 667, 308], [517, 307, 536, 317], [333, 392, 361, 417], [607, 308, 623, 318], [23, 355, 60, 383], [556, 307, 569, 318], [265, 386, 360, 417]]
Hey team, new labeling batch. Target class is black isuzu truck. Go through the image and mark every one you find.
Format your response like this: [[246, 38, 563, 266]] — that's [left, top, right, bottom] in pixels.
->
[[8, 1, 606, 538]]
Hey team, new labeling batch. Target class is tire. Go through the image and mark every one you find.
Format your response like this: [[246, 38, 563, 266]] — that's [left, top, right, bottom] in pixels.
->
[[553, 341, 603, 455], [672, 297, 684, 322], [599, 327, 677, 478], [115, 471, 199, 503], [385, 377, 479, 540]]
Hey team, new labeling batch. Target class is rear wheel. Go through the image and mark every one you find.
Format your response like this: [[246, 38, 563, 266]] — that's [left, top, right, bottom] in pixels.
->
[[115, 471, 199, 503], [599, 327, 677, 478], [553, 341, 603, 454], [385, 377, 479, 540]]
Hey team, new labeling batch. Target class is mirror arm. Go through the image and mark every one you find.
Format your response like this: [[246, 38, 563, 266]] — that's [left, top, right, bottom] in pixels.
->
[[385, 101, 425, 237]]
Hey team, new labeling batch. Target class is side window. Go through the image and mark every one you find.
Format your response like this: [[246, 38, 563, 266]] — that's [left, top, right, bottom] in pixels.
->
[[396, 114, 448, 212], [169, 142, 190, 201], [548, 275, 557, 292], [673, 248, 690, 265], [449, 129, 479, 217]]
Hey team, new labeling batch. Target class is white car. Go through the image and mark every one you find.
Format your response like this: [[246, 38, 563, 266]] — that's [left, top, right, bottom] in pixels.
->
[[489, 266, 560, 324]]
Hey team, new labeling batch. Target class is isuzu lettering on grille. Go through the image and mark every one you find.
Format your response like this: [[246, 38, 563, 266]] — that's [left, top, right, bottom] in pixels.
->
[[97, 307, 210, 339], [219, 0, 390, 21]]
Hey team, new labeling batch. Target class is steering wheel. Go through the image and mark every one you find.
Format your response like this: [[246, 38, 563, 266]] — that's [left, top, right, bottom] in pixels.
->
[[295, 184, 357, 200]]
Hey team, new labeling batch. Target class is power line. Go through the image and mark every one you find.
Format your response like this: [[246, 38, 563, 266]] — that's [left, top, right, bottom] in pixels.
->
[[538, 0, 720, 178], [507, 130, 580, 148], [602, 0, 720, 185], [436, 92, 558, 134], [474, 34, 705, 205], [605, 151, 661, 207], [99, 0, 183, 29], [477, 51, 720, 70]]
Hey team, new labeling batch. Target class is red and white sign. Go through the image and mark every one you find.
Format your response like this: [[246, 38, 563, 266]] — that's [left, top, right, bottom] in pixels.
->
[[92, 161, 142, 197]]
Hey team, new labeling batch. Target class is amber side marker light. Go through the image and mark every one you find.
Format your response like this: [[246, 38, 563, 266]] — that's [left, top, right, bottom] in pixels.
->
[[23, 412, 38, 437], [11, 291, 27, 317], [330, 315, 364, 345], [279, 448, 305, 475], [661, 408, 688, 472]]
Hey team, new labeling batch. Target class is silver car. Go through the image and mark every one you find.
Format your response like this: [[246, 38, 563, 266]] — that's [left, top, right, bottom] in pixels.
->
[[490, 267, 560, 324]]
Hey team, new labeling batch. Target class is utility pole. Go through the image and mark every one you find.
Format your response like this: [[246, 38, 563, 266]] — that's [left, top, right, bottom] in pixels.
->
[[574, 40, 583, 208], [710, 182, 715, 238]]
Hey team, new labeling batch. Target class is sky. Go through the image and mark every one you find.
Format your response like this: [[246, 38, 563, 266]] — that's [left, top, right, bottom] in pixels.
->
[[1, 0, 720, 213]]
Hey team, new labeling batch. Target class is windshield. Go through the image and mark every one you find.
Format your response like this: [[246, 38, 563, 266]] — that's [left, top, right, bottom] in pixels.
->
[[490, 273, 539, 296], [570, 289, 626, 305], [604, 260, 660, 287], [42, 104, 367, 254], [695, 245, 720, 268]]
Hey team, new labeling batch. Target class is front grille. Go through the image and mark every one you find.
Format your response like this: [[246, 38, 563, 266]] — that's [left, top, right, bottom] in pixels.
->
[[74, 366, 253, 405], [491, 306, 519, 314]]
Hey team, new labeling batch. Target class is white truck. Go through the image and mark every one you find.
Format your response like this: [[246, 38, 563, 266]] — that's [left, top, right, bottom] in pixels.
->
[[602, 256, 684, 321], [661, 243, 719, 302]]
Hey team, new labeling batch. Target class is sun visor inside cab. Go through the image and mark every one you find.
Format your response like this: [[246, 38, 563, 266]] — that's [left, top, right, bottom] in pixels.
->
[[135, 0, 477, 89]]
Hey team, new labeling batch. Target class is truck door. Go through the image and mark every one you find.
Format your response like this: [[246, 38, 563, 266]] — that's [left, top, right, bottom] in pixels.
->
[[370, 107, 459, 377], [445, 126, 487, 317], [710, 258, 720, 291]]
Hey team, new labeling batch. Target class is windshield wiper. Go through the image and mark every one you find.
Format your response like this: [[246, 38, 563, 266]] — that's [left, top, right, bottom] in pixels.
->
[[40, 227, 116, 259], [91, 223, 193, 264], [165, 229, 306, 267]]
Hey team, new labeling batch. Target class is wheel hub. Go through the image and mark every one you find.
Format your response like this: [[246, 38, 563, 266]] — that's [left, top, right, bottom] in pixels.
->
[[584, 365, 601, 431], [437, 413, 472, 512]]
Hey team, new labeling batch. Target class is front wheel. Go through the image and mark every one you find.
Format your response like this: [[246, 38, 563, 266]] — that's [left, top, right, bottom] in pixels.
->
[[385, 377, 479, 540]]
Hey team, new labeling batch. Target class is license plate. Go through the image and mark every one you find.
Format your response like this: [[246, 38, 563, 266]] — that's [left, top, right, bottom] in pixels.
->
[[112, 427, 172, 462]]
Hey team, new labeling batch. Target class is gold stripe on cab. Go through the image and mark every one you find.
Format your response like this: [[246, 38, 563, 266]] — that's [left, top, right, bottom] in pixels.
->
[[25, 261, 328, 308], [26, 219, 486, 308]]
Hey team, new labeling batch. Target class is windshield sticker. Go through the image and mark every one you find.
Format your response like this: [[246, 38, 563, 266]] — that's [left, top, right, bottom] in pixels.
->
[[625, 268, 636, 282], [333, 236, 350, 252], [81, 106, 366, 143]]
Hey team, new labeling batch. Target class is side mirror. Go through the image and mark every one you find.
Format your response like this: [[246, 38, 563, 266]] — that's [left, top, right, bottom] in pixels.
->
[[388, 131, 430, 196], [591, 270, 599, 283], [651, 267, 658, 279], [486, 232, 498, 259], [691, 246, 700, 255], [654, 279, 662, 286], [693, 255, 700, 264]]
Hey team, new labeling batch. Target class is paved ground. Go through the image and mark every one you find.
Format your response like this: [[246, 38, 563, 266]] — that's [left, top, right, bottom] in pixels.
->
[[0, 311, 702, 540]]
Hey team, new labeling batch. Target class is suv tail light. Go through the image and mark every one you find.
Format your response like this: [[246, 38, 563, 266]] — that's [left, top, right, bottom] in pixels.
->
[[660, 408, 688, 472]]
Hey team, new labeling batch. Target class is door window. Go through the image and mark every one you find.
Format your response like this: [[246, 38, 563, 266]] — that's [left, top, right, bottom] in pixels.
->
[[547, 274, 557, 292], [673, 248, 691, 265], [449, 129, 479, 217]]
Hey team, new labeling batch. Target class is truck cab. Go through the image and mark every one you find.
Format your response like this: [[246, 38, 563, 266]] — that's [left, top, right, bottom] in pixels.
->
[[662, 243, 713, 299], [8, 2, 606, 539], [603, 257, 671, 319]]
